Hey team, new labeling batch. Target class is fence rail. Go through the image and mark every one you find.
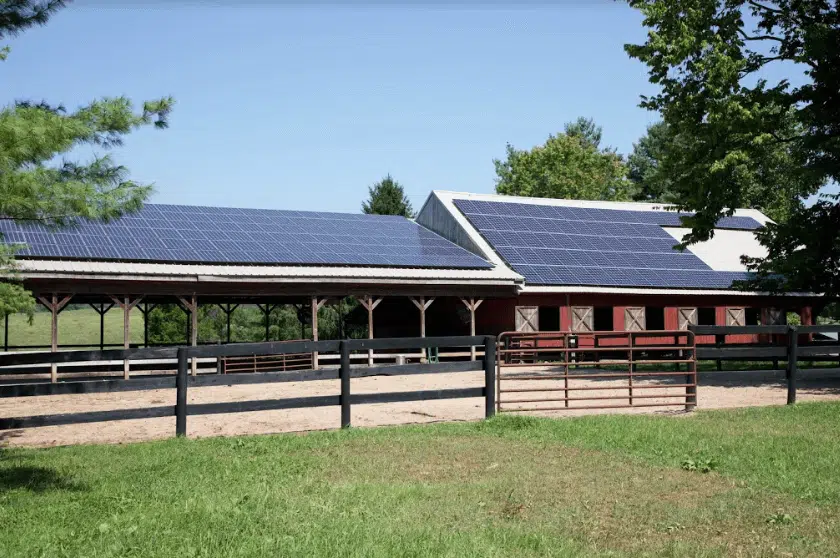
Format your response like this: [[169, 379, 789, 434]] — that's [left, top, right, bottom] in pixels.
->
[[496, 330, 697, 413], [689, 324, 840, 404], [0, 336, 496, 435]]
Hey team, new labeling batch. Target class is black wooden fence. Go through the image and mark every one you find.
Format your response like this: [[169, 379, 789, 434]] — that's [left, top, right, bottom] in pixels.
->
[[0, 336, 497, 435], [690, 324, 840, 404]]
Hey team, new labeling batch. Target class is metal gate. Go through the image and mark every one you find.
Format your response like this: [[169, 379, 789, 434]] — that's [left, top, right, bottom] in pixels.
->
[[496, 330, 697, 413]]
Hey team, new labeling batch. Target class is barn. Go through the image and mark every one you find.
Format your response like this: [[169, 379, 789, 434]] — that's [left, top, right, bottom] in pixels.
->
[[0, 191, 817, 361], [414, 191, 817, 344]]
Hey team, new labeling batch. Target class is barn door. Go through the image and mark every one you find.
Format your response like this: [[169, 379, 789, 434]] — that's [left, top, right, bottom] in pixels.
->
[[763, 308, 785, 325], [571, 306, 593, 332], [515, 306, 538, 332], [678, 307, 698, 330], [625, 307, 645, 331], [726, 307, 745, 326]]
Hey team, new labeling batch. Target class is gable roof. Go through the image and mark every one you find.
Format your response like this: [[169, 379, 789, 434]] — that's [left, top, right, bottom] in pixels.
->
[[418, 191, 774, 294]]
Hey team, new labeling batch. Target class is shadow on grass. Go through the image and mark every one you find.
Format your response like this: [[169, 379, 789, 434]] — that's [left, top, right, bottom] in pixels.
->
[[0, 431, 86, 493], [0, 465, 86, 493]]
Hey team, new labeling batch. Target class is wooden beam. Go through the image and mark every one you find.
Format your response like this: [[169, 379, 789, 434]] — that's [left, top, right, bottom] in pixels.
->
[[89, 303, 114, 351], [179, 295, 199, 375], [216, 303, 240, 344], [410, 296, 435, 338], [460, 297, 483, 360], [311, 296, 327, 370], [37, 294, 73, 382], [108, 296, 143, 379], [359, 296, 382, 365]]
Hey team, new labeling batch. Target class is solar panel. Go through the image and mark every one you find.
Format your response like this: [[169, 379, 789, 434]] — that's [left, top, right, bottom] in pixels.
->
[[0, 204, 492, 269], [455, 199, 757, 288]]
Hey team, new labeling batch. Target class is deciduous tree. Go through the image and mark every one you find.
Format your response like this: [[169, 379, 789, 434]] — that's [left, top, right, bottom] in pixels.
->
[[625, 0, 836, 296], [494, 118, 632, 201]]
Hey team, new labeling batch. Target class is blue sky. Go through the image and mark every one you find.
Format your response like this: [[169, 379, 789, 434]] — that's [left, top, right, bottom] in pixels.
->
[[5, 1, 664, 213]]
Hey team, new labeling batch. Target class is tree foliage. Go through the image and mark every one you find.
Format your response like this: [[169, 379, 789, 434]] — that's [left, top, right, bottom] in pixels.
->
[[628, 120, 809, 224], [625, 0, 837, 295], [361, 175, 415, 218], [146, 300, 368, 345], [0, 1, 173, 316], [494, 118, 632, 201], [628, 121, 677, 203]]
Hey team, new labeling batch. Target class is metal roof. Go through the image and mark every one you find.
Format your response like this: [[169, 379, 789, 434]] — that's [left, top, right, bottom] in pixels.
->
[[421, 191, 774, 293], [0, 203, 492, 269]]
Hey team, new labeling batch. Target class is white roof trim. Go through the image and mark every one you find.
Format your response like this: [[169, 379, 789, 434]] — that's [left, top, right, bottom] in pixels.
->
[[425, 191, 516, 271], [16, 259, 523, 286], [519, 285, 812, 297], [433, 190, 771, 224]]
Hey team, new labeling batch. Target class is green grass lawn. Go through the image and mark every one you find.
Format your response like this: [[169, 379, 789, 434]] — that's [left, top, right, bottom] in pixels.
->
[[2, 403, 840, 557], [2, 307, 144, 349]]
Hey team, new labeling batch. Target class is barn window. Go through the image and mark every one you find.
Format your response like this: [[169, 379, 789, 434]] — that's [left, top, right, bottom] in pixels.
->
[[698, 307, 716, 326], [726, 307, 746, 326], [745, 308, 761, 326], [646, 307, 665, 330], [624, 307, 645, 331], [593, 307, 613, 331], [538, 306, 560, 331], [571, 306, 593, 332], [678, 307, 698, 330], [763, 308, 785, 325]]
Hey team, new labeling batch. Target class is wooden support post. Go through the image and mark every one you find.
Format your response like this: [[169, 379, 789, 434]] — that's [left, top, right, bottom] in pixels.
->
[[178, 295, 199, 376], [483, 336, 496, 419], [787, 325, 798, 405], [215, 303, 239, 344], [257, 303, 276, 342], [715, 334, 724, 371], [311, 297, 326, 369], [227, 304, 233, 344], [411, 296, 435, 362], [359, 296, 382, 365], [89, 303, 114, 351], [460, 298, 484, 360], [109, 295, 141, 379], [136, 302, 156, 348], [37, 294, 72, 383], [175, 347, 188, 437], [410, 296, 435, 338], [339, 340, 351, 428]]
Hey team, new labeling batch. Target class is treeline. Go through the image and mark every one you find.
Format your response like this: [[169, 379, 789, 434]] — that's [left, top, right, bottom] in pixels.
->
[[146, 300, 369, 345]]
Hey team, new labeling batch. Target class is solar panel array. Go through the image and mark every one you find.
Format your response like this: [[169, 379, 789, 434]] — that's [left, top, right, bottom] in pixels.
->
[[0, 204, 492, 269], [455, 199, 756, 288]]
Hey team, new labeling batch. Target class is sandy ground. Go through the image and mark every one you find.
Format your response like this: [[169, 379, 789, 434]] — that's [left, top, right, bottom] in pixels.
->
[[2, 367, 839, 448]]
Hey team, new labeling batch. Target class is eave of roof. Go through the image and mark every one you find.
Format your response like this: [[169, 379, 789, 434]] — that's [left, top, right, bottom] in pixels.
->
[[518, 285, 814, 297], [15, 259, 524, 287]]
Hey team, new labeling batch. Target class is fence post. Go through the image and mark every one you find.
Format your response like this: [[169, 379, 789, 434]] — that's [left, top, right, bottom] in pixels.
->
[[175, 347, 189, 437], [685, 340, 697, 412], [339, 340, 351, 428], [786, 325, 798, 405], [483, 336, 496, 419]]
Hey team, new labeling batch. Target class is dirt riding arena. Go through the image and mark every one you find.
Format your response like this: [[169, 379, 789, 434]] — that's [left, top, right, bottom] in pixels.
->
[[2, 367, 840, 448]]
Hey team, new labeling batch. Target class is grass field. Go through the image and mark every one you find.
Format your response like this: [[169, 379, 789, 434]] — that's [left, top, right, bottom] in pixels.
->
[[1, 403, 839, 557], [2, 307, 144, 348]]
